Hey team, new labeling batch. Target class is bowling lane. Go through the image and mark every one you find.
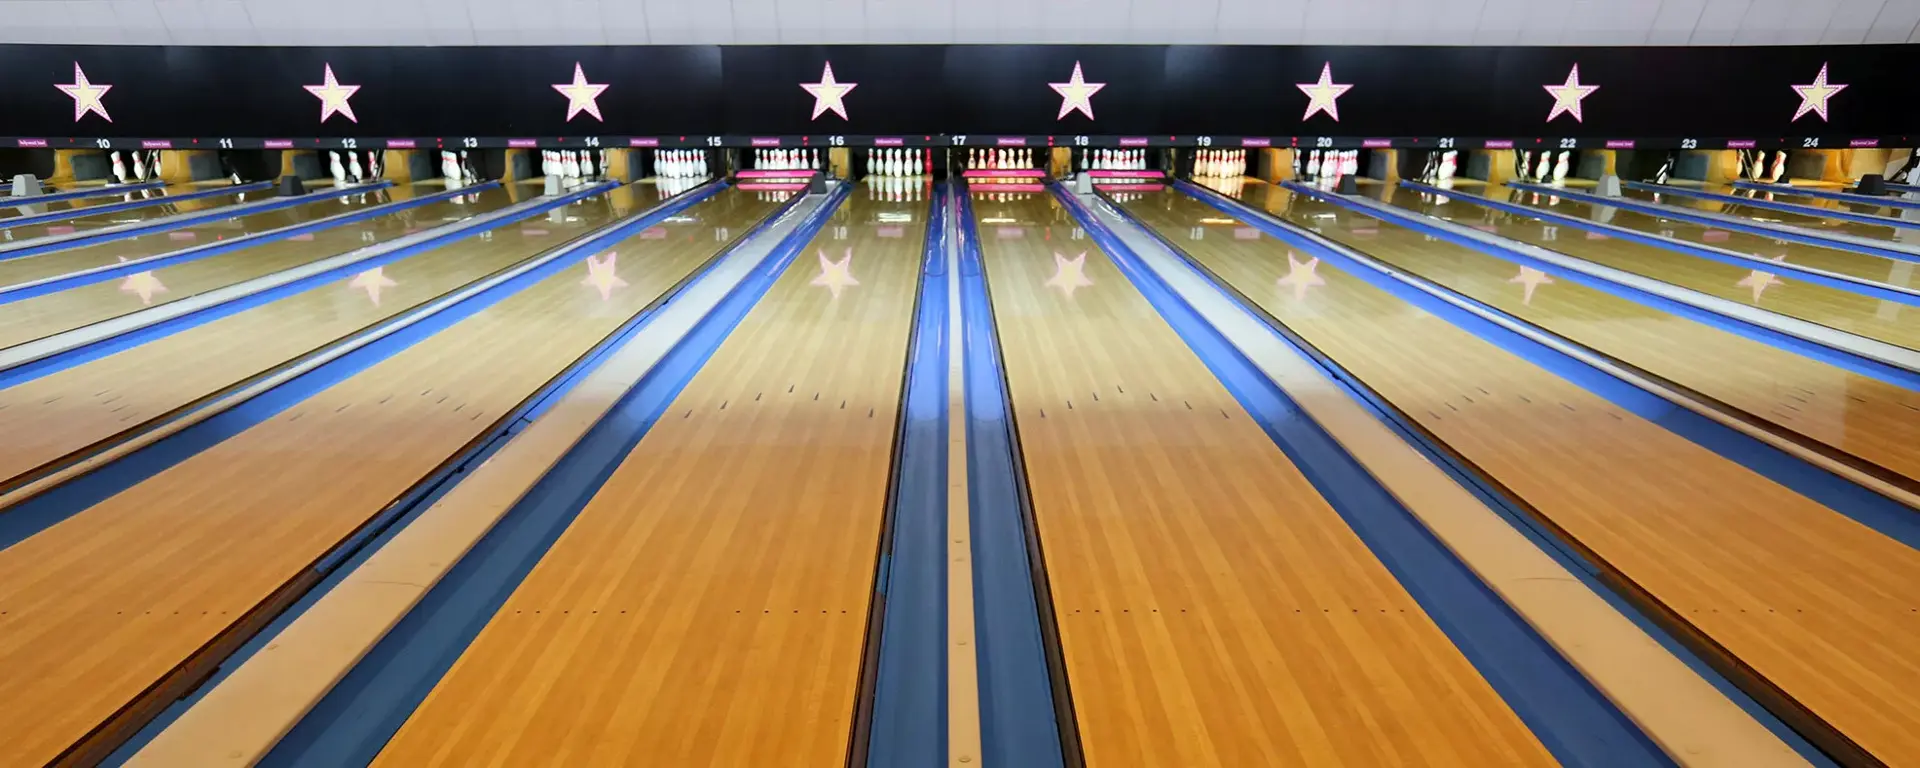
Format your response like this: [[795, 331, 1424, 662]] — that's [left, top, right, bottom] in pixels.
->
[[1274, 184, 1920, 484], [0, 185, 282, 243], [1116, 185, 1920, 765], [1387, 185, 1920, 352], [0, 186, 165, 220], [0, 183, 713, 492], [375, 191, 922, 767], [1627, 186, 1920, 243], [971, 193, 1550, 765], [0, 186, 786, 767], [0, 184, 422, 291], [1717, 183, 1910, 218], [0, 184, 481, 350], [1482, 185, 1918, 289]]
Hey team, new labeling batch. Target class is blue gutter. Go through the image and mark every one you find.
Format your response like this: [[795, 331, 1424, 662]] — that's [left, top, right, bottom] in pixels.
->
[[1620, 181, 1917, 231], [0, 182, 615, 393], [1, 182, 717, 553], [0, 182, 498, 305], [1289, 181, 1920, 393], [863, 183, 950, 765], [956, 183, 1072, 768], [0, 180, 273, 232], [91, 181, 739, 767], [1174, 179, 1844, 767], [0, 181, 389, 262], [1402, 180, 1920, 308], [2, 181, 165, 206], [1888, 181, 1920, 194], [1732, 180, 1920, 211], [232, 187, 840, 768], [1508, 182, 1920, 265], [1062, 184, 1671, 766]]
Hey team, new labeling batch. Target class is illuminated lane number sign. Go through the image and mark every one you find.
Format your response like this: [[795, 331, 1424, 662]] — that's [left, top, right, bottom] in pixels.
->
[[1680, 139, 1699, 149], [217, 138, 234, 149], [1559, 138, 1577, 149], [1314, 137, 1332, 148], [461, 137, 478, 148], [951, 135, 968, 145], [1802, 137, 1820, 148], [1195, 136, 1212, 147], [1437, 138, 1455, 148], [1072, 136, 1088, 146], [707, 137, 723, 147], [341, 138, 358, 149], [828, 136, 845, 146]]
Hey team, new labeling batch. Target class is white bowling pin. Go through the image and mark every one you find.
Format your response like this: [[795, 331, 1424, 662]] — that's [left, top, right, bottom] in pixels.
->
[[1518, 151, 1532, 181], [1551, 150, 1570, 183], [1767, 150, 1787, 183], [328, 151, 345, 185], [110, 151, 128, 184], [347, 151, 364, 183], [133, 151, 149, 181], [1305, 149, 1321, 179], [1347, 150, 1359, 176]]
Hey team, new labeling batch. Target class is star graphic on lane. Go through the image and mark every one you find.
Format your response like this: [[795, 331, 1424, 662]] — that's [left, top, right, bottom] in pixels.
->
[[1277, 252, 1325, 301], [1049, 62, 1105, 122], [552, 63, 610, 122], [116, 257, 165, 305], [56, 62, 113, 123], [1790, 63, 1847, 122], [1736, 255, 1788, 303], [349, 266, 398, 306], [304, 63, 361, 124], [1044, 251, 1094, 298], [800, 61, 858, 122], [811, 248, 860, 299], [581, 253, 627, 301], [1295, 62, 1353, 122], [1543, 64, 1599, 123], [1508, 265, 1555, 305]]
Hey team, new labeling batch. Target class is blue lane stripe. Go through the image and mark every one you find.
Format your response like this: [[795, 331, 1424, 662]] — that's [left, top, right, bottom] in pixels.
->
[[0, 182, 497, 305], [0, 180, 274, 233], [1061, 186, 1670, 766], [1402, 180, 1920, 308], [239, 187, 841, 768], [0, 182, 616, 393], [1289, 182, 1920, 393], [1732, 180, 1920, 211], [2, 181, 164, 206], [1620, 181, 1918, 231], [0, 181, 386, 262], [1176, 180, 1841, 767], [865, 184, 949, 765], [1507, 183, 1920, 265], [956, 185, 1072, 768], [0, 183, 724, 557], [94, 181, 748, 767]]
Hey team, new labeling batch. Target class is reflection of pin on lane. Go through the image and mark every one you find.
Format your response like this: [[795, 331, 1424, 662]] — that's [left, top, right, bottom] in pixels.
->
[[1736, 255, 1789, 303], [1509, 265, 1554, 305], [581, 252, 626, 301], [349, 266, 398, 307], [811, 247, 859, 299], [1277, 252, 1324, 300], [1044, 251, 1093, 298]]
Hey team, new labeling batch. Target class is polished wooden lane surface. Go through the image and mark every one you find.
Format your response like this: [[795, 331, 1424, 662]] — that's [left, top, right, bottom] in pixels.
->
[[1703, 183, 1908, 218], [0, 186, 783, 767], [1391, 186, 1920, 352], [975, 194, 1551, 766], [0, 185, 423, 291], [1288, 187, 1920, 485], [0, 184, 501, 350], [0, 185, 173, 220], [0, 185, 283, 242], [0, 184, 630, 491], [1487, 185, 1917, 290], [1124, 186, 1920, 764], [374, 191, 923, 767], [1626, 187, 1918, 243]]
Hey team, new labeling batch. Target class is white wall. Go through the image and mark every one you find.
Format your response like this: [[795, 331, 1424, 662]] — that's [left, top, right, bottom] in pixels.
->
[[0, 0, 1916, 46]]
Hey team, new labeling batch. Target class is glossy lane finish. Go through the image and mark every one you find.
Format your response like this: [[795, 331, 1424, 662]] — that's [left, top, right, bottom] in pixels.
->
[[975, 193, 1551, 766], [1304, 186, 1920, 483], [0, 186, 282, 243], [375, 192, 924, 767], [0, 184, 615, 490], [1400, 186, 1920, 352], [1488, 185, 1918, 291], [0, 185, 171, 221], [1629, 186, 1920, 244], [0, 185, 420, 291], [1138, 183, 1920, 765], [0, 186, 784, 767], [0, 184, 487, 350]]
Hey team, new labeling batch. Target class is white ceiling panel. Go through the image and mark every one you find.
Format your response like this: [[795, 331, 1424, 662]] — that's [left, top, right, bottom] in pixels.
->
[[1, 0, 1916, 46]]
